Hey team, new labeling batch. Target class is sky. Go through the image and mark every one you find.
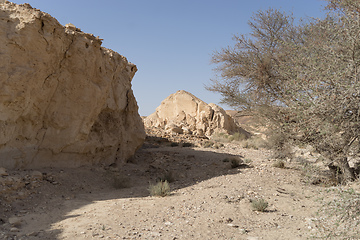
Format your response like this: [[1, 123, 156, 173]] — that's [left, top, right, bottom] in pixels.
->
[[12, 0, 327, 116]]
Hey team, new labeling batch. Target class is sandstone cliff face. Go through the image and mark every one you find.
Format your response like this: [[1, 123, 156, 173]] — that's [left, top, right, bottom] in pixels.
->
[[0, 2, 145, 169], [144, 90, 248, 137]]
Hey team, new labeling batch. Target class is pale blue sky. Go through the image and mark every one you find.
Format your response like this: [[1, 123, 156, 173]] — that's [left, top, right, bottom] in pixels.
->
[[12, 0, 326, 116]]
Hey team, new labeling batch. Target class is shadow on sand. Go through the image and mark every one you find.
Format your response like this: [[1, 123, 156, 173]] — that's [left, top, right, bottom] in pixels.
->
[[4, 141, 252, 239]]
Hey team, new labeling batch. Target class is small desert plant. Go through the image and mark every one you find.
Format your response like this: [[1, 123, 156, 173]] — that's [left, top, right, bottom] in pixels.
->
[[266, 131, 293, 159], [213, 143, 224, 149], [273, 160, 285, 168], [251, 198, 269, 212], [228, 132, 248, 142], [203, 141, 214, 148], [228, 157, 242, 168], [300, 162, 324, 185], [313, 188, 360, 239], [182, 142, 193, 147], [170, 142, 179, 147], [244, 158, 252, 164], [242, 141, 259, 150], [149, 181, 171, 197]]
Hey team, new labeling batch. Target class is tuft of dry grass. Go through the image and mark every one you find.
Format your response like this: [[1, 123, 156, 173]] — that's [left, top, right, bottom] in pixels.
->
[[149, 181, 171, 197], [251, 198, 269, 212]]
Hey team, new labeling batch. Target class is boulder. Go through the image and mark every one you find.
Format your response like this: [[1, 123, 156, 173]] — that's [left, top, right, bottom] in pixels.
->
[[144, 90, 249, 137], [0, 2, 145, 169]]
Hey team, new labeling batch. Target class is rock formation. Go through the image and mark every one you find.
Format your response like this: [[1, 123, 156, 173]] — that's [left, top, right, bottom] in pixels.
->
[[0, 2, 145, 169], [144, 90, 248, 137]]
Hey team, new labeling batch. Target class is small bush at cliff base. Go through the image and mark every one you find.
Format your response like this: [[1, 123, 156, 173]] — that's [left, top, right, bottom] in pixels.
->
[[149, 181, 171, 197]]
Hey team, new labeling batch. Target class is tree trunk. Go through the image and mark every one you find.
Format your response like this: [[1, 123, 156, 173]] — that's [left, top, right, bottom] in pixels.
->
[[337, 156, 355, 183]]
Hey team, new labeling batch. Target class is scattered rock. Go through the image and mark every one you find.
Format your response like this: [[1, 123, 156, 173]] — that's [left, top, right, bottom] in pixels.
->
[[0, 167, 8, 176], [30, 171, 43, 181], [10, 227, 20, 232], [8, 216, 23, 228]]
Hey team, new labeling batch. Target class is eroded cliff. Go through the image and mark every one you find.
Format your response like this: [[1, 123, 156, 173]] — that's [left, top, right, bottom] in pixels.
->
[[0, 2, 145, 168]]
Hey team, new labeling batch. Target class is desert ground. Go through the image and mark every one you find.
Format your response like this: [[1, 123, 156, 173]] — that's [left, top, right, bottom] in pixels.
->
[[1, 125, 359, 240]]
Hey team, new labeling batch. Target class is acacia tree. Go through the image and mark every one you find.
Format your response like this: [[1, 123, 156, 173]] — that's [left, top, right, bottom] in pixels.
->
[[208, 1, 360, 182]]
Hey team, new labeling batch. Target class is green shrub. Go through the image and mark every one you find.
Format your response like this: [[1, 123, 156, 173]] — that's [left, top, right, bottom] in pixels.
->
[[251, 198, 269, 212], [149, 181, 171, 197]]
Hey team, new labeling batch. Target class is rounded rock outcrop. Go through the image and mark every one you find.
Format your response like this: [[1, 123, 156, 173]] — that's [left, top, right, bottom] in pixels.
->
[[144, 90, 249, 137]]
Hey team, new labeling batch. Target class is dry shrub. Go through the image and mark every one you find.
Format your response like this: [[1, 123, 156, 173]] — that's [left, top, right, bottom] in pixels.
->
[[228, 132, 248, 142], [223, 156, 242, 168], [203, 141, 214, 148], [149, 181, 171, 197], [251, 198, 269, 212], [170, 142, 179, 147], [266, 131, 293, 159], [182, 142, 193, 147], [313, 188, 360, 239], [211, 132, 248, 143]]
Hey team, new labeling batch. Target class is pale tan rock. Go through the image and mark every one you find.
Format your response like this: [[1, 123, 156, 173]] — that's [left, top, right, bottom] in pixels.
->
[[144, 90, 249, 137], [0, 167, 8, 176], [0, 2, 145, 169], [8, 216, 23, 227], [30, 171, 43, 180]]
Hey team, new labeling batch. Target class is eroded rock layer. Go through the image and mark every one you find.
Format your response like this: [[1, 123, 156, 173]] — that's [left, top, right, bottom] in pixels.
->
[[0, 2, 145, 169]]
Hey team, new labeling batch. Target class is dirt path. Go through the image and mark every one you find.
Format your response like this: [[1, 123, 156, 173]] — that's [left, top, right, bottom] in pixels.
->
[[1, 138, 330, 240]]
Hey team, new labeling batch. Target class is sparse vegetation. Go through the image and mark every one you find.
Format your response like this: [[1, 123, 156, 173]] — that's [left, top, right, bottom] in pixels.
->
[[211, 132, 248, 143], [230, 157, 242, 168], [182, 142, 193, 147], [203, 141, 214, 148], [228, 132, 248, 142], [244, 158, 252, 164], [170, 142, 179, 147], [149, 181, 171, 197], [213, 143, 224, 149], [208, 0, 360, 182], [314, 188, 360, 239], [251, 198, 269, 212]]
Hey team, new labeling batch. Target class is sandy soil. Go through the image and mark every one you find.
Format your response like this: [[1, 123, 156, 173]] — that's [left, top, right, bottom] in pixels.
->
[[0, 130, 350, 240]]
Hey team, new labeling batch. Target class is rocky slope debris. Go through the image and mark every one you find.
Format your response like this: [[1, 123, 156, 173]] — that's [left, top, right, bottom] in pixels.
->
[[0, 2, 145, 169], [144, 90, 249, 137]]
